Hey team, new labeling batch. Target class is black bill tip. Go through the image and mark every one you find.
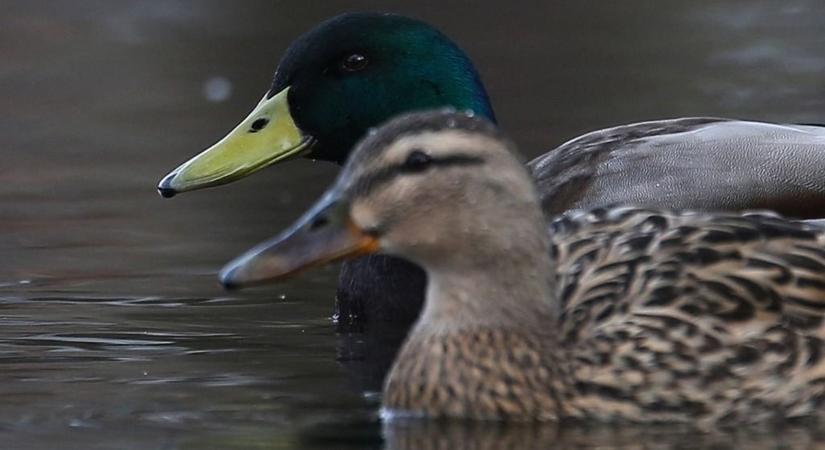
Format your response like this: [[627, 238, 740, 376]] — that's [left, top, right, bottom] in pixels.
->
[[157, 186, 177, 198], [219, 266, 242, 291], [157, 173, 178, 198]]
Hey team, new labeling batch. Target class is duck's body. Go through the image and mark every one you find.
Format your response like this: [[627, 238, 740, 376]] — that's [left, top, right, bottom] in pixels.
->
[[387, 205, 825, 424], [221, 111, 825, 424], [551, 207, 825, 423], [159, 12, 825, 330], [531, 118, 825, 217], [334, 254, 425, 328]]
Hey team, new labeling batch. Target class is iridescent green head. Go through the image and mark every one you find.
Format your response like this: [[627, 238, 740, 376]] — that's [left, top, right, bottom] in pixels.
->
[[159, 12, 495, 197]]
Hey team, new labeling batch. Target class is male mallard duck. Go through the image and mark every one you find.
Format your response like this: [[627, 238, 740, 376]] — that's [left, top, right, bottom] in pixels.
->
[[220, 110, 825, 424], [158, 12, 825, 328]]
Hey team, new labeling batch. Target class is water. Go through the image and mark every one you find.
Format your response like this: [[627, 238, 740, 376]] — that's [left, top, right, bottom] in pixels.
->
[[2, 1, 825, 448]]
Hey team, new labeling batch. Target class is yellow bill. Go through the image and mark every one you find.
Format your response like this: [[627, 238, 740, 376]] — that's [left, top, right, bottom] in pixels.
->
[[157, 87, 312, 197]]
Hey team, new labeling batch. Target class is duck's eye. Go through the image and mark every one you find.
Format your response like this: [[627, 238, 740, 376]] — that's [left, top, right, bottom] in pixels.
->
[[341, 53, 368, 72], [403, 150, 433, 172]]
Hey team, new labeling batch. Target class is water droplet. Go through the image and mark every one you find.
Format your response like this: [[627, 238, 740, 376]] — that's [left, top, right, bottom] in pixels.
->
[[362, 391, 380, 400], [203, 76, 233, 103]]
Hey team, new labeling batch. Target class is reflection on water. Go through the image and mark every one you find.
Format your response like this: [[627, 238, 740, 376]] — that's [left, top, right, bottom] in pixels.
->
[[2, 0, 825, 448], [380, 420, 825, 450]]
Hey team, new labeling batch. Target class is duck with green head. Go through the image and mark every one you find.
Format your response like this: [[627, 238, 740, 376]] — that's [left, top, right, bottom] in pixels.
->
[[219, 110, 825, 424], [158, 12, 825, 329]]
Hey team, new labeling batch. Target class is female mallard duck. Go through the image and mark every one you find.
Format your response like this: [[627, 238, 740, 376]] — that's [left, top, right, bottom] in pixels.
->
[[220, 110, 825, 424], [158, 12, 825, 328]]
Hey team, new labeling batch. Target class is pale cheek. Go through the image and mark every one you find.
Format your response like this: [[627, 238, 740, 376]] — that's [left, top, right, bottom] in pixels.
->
[[350, 202, 379, 232], [384, 223, 440, 259]]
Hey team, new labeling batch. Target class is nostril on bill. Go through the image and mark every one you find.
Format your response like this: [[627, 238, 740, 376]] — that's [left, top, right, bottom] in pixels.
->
[[309, 216, 329, 231], [249, 118, 270, 133]]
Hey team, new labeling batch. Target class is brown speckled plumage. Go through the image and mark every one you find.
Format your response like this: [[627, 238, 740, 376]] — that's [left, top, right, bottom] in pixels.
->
[[384, 327, 570, 420], [552, 207, 825, 424], [383, 204, 825, 425], [221, 110, 825, 425], [354, 112, 825, 424]]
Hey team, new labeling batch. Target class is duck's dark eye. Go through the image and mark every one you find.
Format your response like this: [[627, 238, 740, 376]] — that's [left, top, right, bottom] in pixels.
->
[[403, 149, 433, 172], [341, 53, 368, 72]]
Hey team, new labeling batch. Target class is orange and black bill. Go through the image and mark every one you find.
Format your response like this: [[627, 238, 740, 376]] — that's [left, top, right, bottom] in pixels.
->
[[219, 192, 379, 290]]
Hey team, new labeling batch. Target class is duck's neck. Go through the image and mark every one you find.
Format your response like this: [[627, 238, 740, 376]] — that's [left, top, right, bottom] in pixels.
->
[[418, 250, 557, 333], [383, 232, 569, 420], [381, 170, 573, 419], [414, 198, 558, 334]]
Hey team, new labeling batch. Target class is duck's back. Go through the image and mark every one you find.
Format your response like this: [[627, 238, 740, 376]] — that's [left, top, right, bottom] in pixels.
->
[[530, 119, 825, 218], [549, 206, 825, 423]]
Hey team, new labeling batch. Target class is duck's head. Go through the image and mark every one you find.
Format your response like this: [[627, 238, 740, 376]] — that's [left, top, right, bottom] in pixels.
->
[[158, 12, 495, 197], [219, 109, 543, 290]]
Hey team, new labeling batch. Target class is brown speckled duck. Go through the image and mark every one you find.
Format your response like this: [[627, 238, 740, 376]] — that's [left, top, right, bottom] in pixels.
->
[[220, 110, 825, 425]]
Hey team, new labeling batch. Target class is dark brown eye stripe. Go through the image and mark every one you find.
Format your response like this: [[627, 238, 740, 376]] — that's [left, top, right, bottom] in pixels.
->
[[356, 154, 484, 196]]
